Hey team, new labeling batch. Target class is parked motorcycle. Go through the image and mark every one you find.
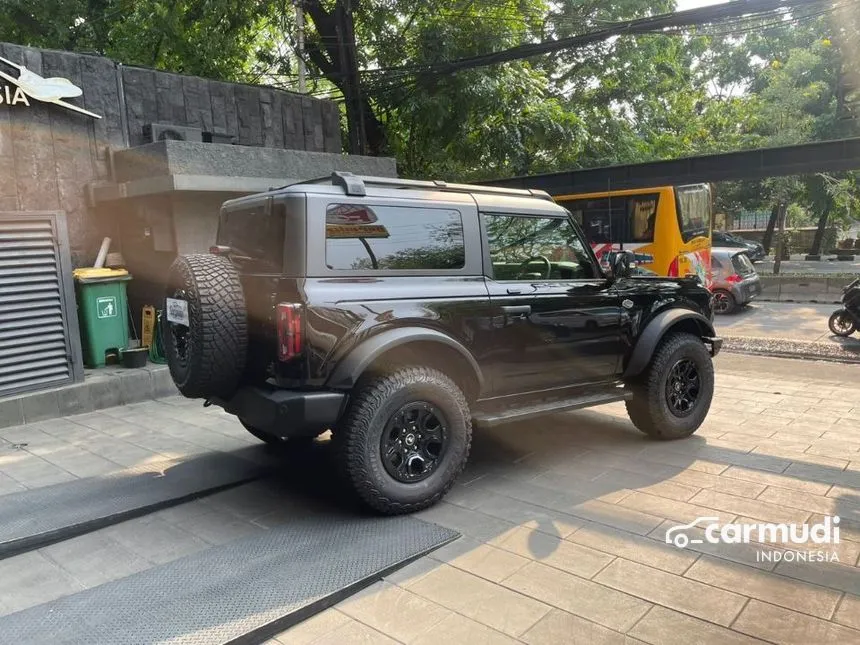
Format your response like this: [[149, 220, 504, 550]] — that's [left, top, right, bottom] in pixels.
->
[[828, 278, 860, 337]]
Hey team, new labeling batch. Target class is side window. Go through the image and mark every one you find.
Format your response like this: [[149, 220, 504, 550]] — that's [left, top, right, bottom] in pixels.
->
[[482, 213, 597, 281], [217, 202, 286, 273], [325, 204, 465, 271], [711, 256, 723, 270], [629, 195, 659, 243], [566, 198, 627, 244]]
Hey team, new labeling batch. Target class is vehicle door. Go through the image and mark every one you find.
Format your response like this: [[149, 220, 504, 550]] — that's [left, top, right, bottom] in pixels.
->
[[479, 210, 624, 398]]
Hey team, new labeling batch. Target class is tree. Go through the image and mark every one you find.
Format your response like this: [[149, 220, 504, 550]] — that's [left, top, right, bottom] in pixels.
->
[[0, 0, 277, 81]]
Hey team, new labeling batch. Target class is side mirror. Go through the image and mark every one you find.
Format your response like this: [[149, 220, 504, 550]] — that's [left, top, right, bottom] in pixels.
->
[[610, 250, 635, 279]]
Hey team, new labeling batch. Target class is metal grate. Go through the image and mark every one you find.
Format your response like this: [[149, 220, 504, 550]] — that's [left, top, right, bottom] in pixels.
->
[[0, 449, 269, 560], [0, 214, 81, 397]]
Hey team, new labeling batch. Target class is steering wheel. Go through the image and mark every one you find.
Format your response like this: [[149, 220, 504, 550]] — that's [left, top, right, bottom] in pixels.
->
[[518, 255, 552, 279]]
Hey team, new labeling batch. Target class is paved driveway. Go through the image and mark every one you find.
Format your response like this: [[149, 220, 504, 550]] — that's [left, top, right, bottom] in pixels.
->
[[0, 353, 858, 644]]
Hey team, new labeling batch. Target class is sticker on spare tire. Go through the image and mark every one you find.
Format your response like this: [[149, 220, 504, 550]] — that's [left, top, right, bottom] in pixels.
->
[[166, 298, 190, 326]]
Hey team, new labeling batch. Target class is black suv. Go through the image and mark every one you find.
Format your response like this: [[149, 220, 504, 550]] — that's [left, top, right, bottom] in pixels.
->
[[163, 172, 721, 515]]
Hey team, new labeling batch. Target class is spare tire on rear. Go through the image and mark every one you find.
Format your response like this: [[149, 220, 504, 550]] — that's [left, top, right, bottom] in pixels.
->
[[163, 254, 247, 399]]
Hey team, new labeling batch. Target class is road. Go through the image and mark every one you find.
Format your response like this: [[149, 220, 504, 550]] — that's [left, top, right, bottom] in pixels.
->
[[715, 300, 860, 345]]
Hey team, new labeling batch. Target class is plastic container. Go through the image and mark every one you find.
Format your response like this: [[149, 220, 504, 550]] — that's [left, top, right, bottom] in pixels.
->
[[73, 268, 132, 368], [121, 347, 148, 369]]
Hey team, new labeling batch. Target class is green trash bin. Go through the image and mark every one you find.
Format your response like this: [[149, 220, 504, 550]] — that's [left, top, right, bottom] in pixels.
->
[[73, 267, 132, 367]]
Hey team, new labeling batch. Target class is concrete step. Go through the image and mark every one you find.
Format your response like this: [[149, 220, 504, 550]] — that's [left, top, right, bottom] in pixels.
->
[[0, 364, 178, 430]]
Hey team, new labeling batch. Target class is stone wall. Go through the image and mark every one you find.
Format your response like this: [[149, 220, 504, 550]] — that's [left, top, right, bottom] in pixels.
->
[[121, 68, 341, 152], [0, 42, 343, 265]]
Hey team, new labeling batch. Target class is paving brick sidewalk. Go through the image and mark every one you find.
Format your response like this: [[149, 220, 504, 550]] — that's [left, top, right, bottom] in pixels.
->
[[0, 354, 859, 644]]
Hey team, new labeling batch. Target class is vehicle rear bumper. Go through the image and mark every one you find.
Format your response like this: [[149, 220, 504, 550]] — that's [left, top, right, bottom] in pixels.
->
[[732, 277, 761, 305], [211, 387, 348, 439]]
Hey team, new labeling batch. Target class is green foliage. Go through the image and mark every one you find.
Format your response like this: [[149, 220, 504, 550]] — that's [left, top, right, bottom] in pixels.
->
[[0, 0, 273, 80]]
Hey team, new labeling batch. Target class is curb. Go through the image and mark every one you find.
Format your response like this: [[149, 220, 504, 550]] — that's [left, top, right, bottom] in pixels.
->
[[721, 335, 860, 364], [756, 297, 841, 304], [0, 364, 180, 430]]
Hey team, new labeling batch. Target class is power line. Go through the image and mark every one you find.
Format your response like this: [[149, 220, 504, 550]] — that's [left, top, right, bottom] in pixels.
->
[[282, 0, 851, 99], [362, 0, 838, 78]]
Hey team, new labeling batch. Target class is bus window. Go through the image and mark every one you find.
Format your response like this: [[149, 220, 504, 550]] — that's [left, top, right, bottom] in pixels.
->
[[566, 198, 627, 244], [675, 184, 710, 242], [629, 195, 659, 243]]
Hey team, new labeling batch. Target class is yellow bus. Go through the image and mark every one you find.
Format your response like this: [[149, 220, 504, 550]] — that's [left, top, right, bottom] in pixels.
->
[[558, 184, 713, 287]]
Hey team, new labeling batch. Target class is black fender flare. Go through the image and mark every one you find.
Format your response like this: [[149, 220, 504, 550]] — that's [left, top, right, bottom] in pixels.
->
[[326, 327, 485, 393], [623, 310, 718, 379]]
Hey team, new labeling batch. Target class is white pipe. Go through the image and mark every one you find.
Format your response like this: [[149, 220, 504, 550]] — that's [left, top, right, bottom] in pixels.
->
[[94, 237, 111, 268]]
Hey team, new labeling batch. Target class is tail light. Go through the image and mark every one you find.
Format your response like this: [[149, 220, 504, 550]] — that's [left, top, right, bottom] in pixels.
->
[[277, 303, 303, 361], [667, 257, 679, 277], [725, 274, 743, 284]]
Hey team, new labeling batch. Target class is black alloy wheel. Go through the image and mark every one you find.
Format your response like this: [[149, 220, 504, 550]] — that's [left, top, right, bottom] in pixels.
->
[[381, 402, 448, 483], [665, 359, 700, 418]]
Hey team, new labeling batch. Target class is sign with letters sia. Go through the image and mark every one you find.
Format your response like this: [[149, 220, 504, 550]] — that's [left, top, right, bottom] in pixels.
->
[[0, 55, 101, 118]]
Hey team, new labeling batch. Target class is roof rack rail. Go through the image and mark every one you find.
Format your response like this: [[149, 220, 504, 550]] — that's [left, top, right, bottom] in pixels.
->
[[329, 171, 554, 201]]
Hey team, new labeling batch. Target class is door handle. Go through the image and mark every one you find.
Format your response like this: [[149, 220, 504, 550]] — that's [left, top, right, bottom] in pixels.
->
[[502, 305, 531, 316]]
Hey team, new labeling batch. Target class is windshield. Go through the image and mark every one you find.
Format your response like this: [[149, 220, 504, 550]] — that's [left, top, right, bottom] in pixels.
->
[[675, 184, 711, 242]]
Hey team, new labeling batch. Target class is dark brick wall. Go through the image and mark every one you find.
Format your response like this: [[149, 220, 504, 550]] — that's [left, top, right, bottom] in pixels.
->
[[0, 42, 343, 263]]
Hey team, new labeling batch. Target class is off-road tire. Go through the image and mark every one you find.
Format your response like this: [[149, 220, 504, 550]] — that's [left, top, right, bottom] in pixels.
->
[[712, 289, 736, 315], [336, 367, 472, 515], [164, 254, 247, 399], [239, 420, 319, 450], [625, 332, 714, 440]]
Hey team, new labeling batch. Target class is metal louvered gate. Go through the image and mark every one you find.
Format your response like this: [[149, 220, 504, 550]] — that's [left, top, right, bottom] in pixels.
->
[[0, 212, 83, 398]]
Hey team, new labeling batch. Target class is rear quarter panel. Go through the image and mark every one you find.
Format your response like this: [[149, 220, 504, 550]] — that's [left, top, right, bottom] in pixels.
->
[[302, 277, 492, 387]]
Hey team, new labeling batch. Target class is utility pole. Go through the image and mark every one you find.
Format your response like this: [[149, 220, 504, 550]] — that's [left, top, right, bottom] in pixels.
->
[[762, 202, 780, 255], [773, 202, 787, 275], [344, 0, 366, 155], [336, 0, 366, 155], [295, 0, 307, 93]]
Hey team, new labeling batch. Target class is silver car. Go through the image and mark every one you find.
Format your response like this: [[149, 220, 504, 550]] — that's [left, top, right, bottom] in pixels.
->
[[710, 247, 762, 314]]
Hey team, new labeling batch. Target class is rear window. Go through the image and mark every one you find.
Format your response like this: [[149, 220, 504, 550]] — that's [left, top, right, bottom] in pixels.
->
[[732, 252, 755, 275], [325, 203, 465, 271], [675, 185, 710, 242], [217, 202, 285, 272]]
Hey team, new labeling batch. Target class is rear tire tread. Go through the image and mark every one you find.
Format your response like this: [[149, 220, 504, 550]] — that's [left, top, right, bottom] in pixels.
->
[[164, 254, 247, 399], [337, 367, 472, 515]]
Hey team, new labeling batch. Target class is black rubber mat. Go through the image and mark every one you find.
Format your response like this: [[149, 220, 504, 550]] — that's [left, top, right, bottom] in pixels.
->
[[0, 514, 458, 645], [0, 449, 268, 559]]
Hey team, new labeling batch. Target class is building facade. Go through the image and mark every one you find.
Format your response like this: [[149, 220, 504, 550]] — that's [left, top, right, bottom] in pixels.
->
[[0, 42, 396, 397]]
